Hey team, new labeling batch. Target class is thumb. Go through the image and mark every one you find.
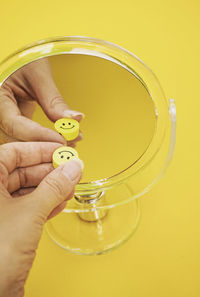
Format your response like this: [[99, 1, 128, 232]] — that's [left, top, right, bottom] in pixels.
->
[[28, 159, 84, 218], [22, 58, 84, 122], [39, 93, 84, 123]]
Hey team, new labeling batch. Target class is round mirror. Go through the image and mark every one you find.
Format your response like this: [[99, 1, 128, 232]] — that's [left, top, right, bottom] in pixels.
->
[[32, 54, 156, 182]]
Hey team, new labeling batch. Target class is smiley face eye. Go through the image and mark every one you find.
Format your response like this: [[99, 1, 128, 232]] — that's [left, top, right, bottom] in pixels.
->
[[62, 123, 65, 126], [61, 155, 70, 160], [68, 122, 71, 125]]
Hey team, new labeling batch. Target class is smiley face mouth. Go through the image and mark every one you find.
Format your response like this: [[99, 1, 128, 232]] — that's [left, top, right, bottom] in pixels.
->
[[60, 125, 75, 130], [59, 150, 75, 157], [58, 150, 75, 160]]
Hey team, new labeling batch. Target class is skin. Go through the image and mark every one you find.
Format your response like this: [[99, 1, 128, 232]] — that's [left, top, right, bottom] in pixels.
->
[[0, 142, 83, 297], [0, 59, 85, 296], [0, 58, 84, 146]]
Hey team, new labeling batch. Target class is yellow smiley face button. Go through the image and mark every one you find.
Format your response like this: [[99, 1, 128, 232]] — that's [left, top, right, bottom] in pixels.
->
[[54, 118, 79, 141], [52, 146, 79, 169]]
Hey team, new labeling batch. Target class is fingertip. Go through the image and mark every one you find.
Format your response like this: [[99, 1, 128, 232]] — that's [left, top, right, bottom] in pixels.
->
[[73, 158, 84, 171], [68, 142, 76, 148], [61, 158, 84, 182], [79, 131, 83, 140], [63, 110, 85, 122], [42, 128, 67, 144], [67, 132, 83, 147]]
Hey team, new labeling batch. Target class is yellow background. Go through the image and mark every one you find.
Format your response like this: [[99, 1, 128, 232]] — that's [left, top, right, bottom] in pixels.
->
[[0, 0, 200, 296]]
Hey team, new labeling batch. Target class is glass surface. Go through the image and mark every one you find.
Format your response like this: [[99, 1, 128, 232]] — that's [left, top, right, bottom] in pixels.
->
[[0, 36, 176, 254], [47, 195, 140, 255]]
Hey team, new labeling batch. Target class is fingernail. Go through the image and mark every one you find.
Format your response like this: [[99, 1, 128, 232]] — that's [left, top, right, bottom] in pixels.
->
[[62, 159, 84, 181], [63, 110, 85, 119]]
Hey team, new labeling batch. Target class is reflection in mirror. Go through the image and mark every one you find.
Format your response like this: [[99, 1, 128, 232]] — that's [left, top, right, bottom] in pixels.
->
[[2, 55, 156, 182]]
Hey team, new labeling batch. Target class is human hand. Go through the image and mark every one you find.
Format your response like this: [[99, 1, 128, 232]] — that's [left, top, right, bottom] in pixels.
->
[[0, 142, 83, 297], [0, 58, 84, 145]]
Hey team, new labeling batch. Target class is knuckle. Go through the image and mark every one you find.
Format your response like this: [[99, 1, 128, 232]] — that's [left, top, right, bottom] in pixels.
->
[[0, 92, 18, 138], [0, 144, 11, 162], [17, 167, 28, 188], [0, 143, 7, 154], [0, 86, 16, 103], [0, 117, 15, 138], [49, 95, 65, 110], [0, 130, 16, 144]]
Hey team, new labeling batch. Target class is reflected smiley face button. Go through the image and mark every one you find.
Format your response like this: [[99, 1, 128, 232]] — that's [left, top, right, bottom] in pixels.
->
[[52, 146, 79, 169], [54, 118, 79, 141]]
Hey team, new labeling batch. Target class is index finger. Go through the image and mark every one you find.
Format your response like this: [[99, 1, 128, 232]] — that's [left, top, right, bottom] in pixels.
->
[[0, 142, 61, 174], [0, 89, 66, 144]]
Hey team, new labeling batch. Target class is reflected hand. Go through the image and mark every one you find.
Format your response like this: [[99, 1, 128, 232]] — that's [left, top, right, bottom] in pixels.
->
[[0, 58, 84, 145], [0, 142, 83, 297]]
